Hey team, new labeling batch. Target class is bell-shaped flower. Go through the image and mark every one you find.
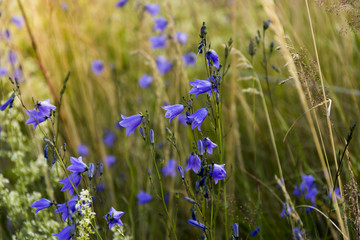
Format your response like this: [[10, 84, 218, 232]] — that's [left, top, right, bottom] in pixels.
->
[[0, 95, 14, 111], [30, 198, 53, 213], [162, 159, 177, 177], [67, 156, 88, 173], [119, 114, 143, 136], [161, 104, 185, 123], [154, 17, 167, 32], [58, 173, 81, 196], [55, 196, 78, 222], [137, 190, 152, 204], [25, 109, 47, 129], [150, 35, 167, 49], [188, 219, 206, 229], [53, 223, 75, 240], [144, 3, 160, 16], [182, 52, 196, 66], [186, 152, 201, 173], [189, 79, 212, 98], [187, 108, 208, 131], [202, 137, 217, 154], [206, 49, 219, 68], [209, 164, 226, 184], [156, 56, 172, 75], [138, 74, 154, 88], [91, 60, 104, 75], [176, 31, 188, 45], [37, 99, 56, 116], [104, 207, 125, 229], [116, 0, 128, 8]]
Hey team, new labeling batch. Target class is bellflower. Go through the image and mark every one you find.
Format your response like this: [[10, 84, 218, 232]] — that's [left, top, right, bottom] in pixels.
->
[[176, 31, 188, 45], [67, 156, 88, 173], [186, 152, 201, 173], [13, 67, 23, 81], [138, 74, 154, 88], [88, 163, 95, 180], [251, 227, 260, 237], [0, 95, 14, 111], [162, 159, 177, 177], [188, 219, 206, 229], [116, 0, 128, 7], [202, 137, 217, 154], [189, 79, 212, 98], [156, 56, 172, 75], [161, 104, 185, 123], [53, 223, 75, 240], [154, 17, 167, 32], [187, 108, 208, 131], [300, 174, 315, 193], [77, 144, 89, 156], [37, 99, 56, 116], [137, 190, 152, 204], [91, 60, 104, 75], [209, 164, 226, 184], [119, 114, 143, 136], [177, 165, 185, 179], [178, 114, 187, 126], [55, 196, 78, 221], [11, 16, 24, 29], [293, 185, 301, 199], [103, 130, 116, 147], [280, 202, 293, 218], [206, 49, 219, 68], [104, 207, 125, 229], [197, 140, 204, 156], [150, 35, 167, 49], [233, 223, 239, 238], [8, 50, 17, 66], [293, 227, 303, 240], [105, 155, 116, 167], [0, 67, 8, 77], [144, 3, 160, 16], [25, 109, 47, 129], [30, 198, 53, 213], [305, 187, 318, 204], [58, 173, 81, 196], [149, 129, 155, 144], [182, 52, 196, 66]]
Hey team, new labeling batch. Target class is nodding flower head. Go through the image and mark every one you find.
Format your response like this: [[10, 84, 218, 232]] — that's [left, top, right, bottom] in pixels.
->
[[25, 109, 47, 129], [116, 0, 128, 8], [156, 56, 172, 75], [67, 156, 88, 173], [176, 31, 188, 45], [188, 219, 206, 230], [119, 114, 143, 136], [144, 3, 161, 16], [53, 223, 75, 240], [186, 152, 201, 173], [37, 99, 56, 116], [150, 35, 167, 49], [30, 198, 53, 213], [58, 172, 81, 196], [206, 49, 219, 68], [189, 79, 212, 98], [137, 191, 152, 204], [138, 74, 154, 88], [154, 17, 168, 32], [182, 52, 196, 66], [187, 108, 208, 131], [161, 104, 185, 123], [162, 159, 177, 177], [0, 95, 15, 111], [209, 164, 226, 184], [202, 137, 217, 154]]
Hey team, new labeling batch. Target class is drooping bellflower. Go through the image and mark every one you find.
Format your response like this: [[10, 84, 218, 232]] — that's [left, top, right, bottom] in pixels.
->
[[186, 152, 201, 173], [0, 95, 14, 111], [105, 155, 116, 167], [25, 109, 47, 129], [177, 165, 185, 179], [162, 159, 177, 177], [188, 219, 206, 230], [209, 164, 226, 184], [250, 227, 260, 237], [11, 16, 24, 29], [137, 191, 152, 204], [182, 52, 196, 66], [103, 130, 116, 147], [116, 0, 128, 7], [206, 49, 219, 68], [37, 99, 56, 116], [104, 207, 125, 229], [77, 144, 89, 156], [150, 35, 167, 49], [189, 79, 212, 98], [202, 137, 217, 154], [187, 108, 208, 131], [58, 173, 81, 196], [91, 60, 104, 75], [67, 156, 88, 173], [161, 104, 185, 123], [53, 223, 75, 240], [30, 198, 53, 213], [176, 31, 188, 45], [55, 196, 78, 221], [119, 114, 143, 136], [144, 3, 161, 16], [154, 17, 167, 32], [138, 74, 154, 88], [156, 56, 172, 75]]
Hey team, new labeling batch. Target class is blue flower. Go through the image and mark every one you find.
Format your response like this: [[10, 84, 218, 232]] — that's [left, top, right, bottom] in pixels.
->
[[250, 227, 260, 237], [58, 173, 81, 196], [25, 109, 47, 129], [161, 104, 185, 123], [280, 202, 293, 218], [293, 227, 303, 240], [202, 137, 217, 154], [329, 187, 341, 201], [197, 140, 204, 156], [150, 35, 167, 49], [30, 198, 53, 213], [187, 108, 208, 131], [88, 163, 95, 180], [104, 207, 125, 229], [67, 156, 88, 173], [233, 223, 239, 238], [300, 174, 315, 193], [11, 16, 24, 29], [105, 155, 116, 167], [137, 190, 152, 204], [154, 17, 167, 32], [162, 159, 177, 177], [149, 129, 154, 144], [119, 114, 143, 136], [305, 187, 318, 204], [293, 185, 301, 198], [156, 56, 172, 75], [53, 223, 75, 240], [189, 79, 212, 98], [188, 219, 206, 229], [103, 130, 116, 147], [55, 197, 78, 222], [177, 165, 185, 179], [138, 74, 154, 88], [206, 49, 219, 68], [0, 95, 14, 111], [13, 67, 23, 81], [176, 31, 188, 45], [8, 50, 17, 66], [116, 0, 128, 7], [37, 99, 56, 116], [144, 3, 161, 16], [182, 52, 196, 66], [77, 144, 89, 156], [186, 152, 201, 173], [209, 164, 226, 184], [91, 60, 104, 75], [0, 67, 8, 77]]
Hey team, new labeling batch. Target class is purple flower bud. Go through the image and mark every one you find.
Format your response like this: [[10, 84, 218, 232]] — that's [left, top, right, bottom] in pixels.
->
[[184, 196, 196, 204], [144, 3, 161, 16], [99, 163, 104, 176], [11, 16, 24, 29], [197, 139, 204, 156], [0, 95, 14, 111], [263, 19, 271, 30], [177, 165, 184, 179], [139, 127, 146, 140], [251, 227, 260, 236], [188, 219, 206, 229], [233, 223, 239, 238], [8, 50, 17, 66], [88, 163, 95, 180], [116, 0, 128, 8], [149, 129, 154, 144]]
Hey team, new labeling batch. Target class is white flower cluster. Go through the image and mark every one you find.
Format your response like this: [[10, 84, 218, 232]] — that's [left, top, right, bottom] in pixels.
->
[[75, 189, 96, 240]]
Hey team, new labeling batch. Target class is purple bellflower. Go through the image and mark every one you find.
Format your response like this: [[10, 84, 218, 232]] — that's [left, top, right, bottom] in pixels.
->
[[251, 227, 260, 237], [182, 52, 196, 66], [197, 140, 204, 156], [116, 0, 128, 7], [186, 152, 201, 173], [177, 165, 185, 179], [162, 159, 177, 177], [293, 227, 303, 240], [13, 67, 23, 81], [138, 74, 154, 88], [280, 202, 293, 218], [202, 137, 217, 154], [0, 95, 14, 111], [329, 187, 341, 201], [30, 198, 53, 213], [37, 99, 56, 116], [161, 104, 185, 123], [300, 174, 315, 193], [58, 173, 81, 196], [176, 31, 188, 45], [189, 79, 212, 98], [91, 60, 104, 75], [144, 3, 161, 16], [187, 108, 208, 131], [233, 223, 239, 238], [8, 50, 17, 66], [25, 109, 47, 129], [105, 155, 116, 167], [0, 67, 8, 77], [188, 219, 206, 229], [137, 190, 152, 204], [206, 49, 219, 68], [178, 114, 187, 126], [103, 130, 116, 147], [53, 223, 75, 240], [77, 144, 89, 156], [305, 187, 318, 204], [119, 114, 143, 136], [104, 207, 125, 229], [154, 17, 167, 32], [67, 156, 88, 173], [156, 56, 172, 75], [11, 16, 24, 29], [209, 164, 226, 184], [55, 196, 78, 222], [150, 35, 167, 49]]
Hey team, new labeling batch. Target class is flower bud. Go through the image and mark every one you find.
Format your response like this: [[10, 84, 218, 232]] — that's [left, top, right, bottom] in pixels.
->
[[99, 163, 104, 176], [197, 139, 204, 156], [184, 197, 196, 204], [149, 129, 154, 144], [88, 163, 95, 180], [263, 19, 271, 30], [139, 127, 145, 140], [233, 223, 239, 238], [177, 165, 185, 179]]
